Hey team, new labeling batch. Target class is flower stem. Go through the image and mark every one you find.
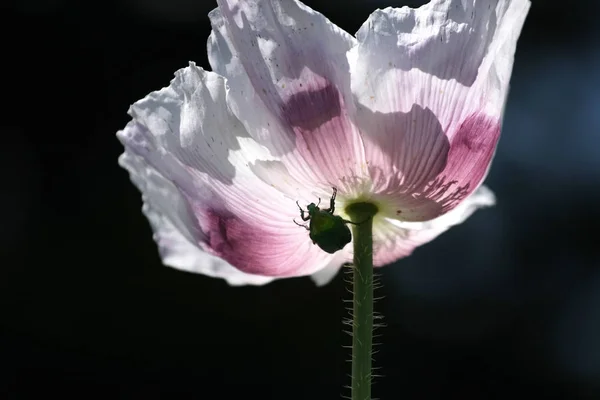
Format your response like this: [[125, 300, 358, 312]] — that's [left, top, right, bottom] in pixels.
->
[[345, 202, 378, 400]]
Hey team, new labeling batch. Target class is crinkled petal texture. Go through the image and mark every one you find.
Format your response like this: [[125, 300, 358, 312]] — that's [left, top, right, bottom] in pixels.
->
[[118, 64, 342, 285], [351, 0, 530, 222], [118, 0, 529, 285]]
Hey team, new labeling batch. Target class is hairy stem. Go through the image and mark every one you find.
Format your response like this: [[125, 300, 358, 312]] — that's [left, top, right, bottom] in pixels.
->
[[345, 202, 378, 400]]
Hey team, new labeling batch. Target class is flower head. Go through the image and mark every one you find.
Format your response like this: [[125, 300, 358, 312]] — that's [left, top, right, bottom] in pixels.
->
[[117, 0, 530, 285]]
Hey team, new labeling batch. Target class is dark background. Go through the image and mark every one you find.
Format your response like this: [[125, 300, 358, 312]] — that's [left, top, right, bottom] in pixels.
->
[[2, 0, 599, 398]]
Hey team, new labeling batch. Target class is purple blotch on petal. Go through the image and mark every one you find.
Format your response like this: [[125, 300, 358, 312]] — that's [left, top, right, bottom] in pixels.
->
[[446, 112, 501, 182], [357, 105, 500, 221], [430, 112, 501, 213], [278, 78, 359, 183], [204, 208, 282, 276], [281, 81, 342, 132], [206, 210, 254, 272]]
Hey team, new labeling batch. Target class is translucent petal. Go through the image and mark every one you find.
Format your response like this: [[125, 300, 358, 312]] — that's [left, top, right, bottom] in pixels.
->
[[118, 64, 336, 280], [350, 0, 530, 220], [208, 0, 366, 190], [373, 186, 496, 266]]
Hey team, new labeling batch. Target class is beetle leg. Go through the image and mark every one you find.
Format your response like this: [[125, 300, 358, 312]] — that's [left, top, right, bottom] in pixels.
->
[[293, 218, 310, 230], [296, 201, 311, 221], [342, 217, 371, 225], [328, 187, 338, 213], [324, 187, 337, 214]]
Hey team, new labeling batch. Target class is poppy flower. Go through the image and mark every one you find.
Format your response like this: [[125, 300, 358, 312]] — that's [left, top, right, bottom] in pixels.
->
[[117, 0, 530, 285]]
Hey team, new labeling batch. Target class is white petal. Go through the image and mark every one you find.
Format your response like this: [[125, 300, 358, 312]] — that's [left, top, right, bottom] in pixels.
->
[[118, 64, 340, 281], [352, 0, 530, 122], [349, 0, 529, 220], [208, 0, 366, 189], [119, 150, 205, 246], [120, 62, 272, 185]]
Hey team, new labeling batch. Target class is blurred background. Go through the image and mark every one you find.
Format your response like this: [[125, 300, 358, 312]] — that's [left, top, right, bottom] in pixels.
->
[[1, 0, 599, 398]]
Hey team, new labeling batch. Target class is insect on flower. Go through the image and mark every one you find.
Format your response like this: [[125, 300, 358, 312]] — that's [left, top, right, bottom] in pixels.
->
[[294, 187, 356, 254], [117, 0, 530, 286]]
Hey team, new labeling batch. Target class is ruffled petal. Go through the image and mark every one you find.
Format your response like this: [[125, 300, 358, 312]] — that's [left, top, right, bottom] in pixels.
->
[[372, 185, 496, 266], [146, 205, 276, 286], [120, 152, 275, 286], [351, 0, 530, 220], [117, 64, 338, 280], [208, 0, 366, 191]]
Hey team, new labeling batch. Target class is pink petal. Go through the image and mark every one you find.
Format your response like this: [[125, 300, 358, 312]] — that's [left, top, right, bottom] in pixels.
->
[[351, 0, 530, 220], [121, 152, 275, 286], [373, 186, 496, 266], [117, 64, 337, 281], [208, 0, 365, 190]]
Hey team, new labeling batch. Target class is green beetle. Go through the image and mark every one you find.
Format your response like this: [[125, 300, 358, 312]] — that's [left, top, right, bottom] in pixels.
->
[[294, 187, 354, 254]]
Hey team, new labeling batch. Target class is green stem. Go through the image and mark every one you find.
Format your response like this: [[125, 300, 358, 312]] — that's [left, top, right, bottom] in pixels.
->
[[345, 202, 378, 400]]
